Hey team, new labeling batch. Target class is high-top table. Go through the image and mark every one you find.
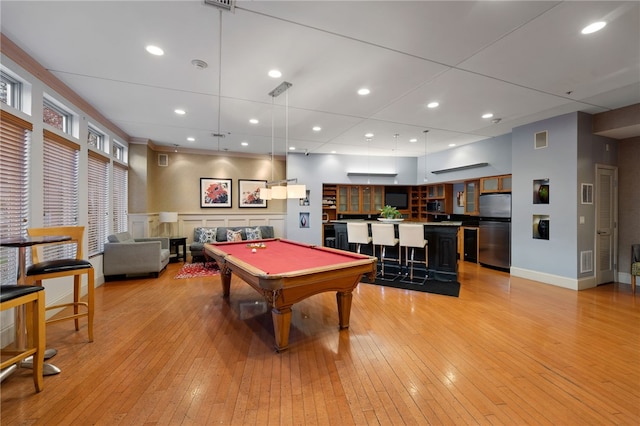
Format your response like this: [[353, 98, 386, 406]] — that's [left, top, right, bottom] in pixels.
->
[[0, 235, 71, 379]]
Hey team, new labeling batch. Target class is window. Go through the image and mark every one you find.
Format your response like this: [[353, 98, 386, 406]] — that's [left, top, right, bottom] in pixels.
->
[[112, 142, 125, 162], [43, 98, 72, 134], [88, 151, 109, 256], [113, 162, 128, 233], [1, 71, 21, 109], [0, 110, 31, 284], [87, 126, 105, 152], [43, 130, 79, 258]]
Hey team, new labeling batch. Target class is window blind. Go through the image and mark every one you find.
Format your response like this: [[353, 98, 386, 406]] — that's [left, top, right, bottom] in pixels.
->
[[87, 150, 109, 256], [113, 162, 128, 233], [0, 110, 31, 284], [43, 130, 79, 259]]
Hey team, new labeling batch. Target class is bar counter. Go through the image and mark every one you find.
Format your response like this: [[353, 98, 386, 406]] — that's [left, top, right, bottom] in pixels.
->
[[329, 219, 461, 281]]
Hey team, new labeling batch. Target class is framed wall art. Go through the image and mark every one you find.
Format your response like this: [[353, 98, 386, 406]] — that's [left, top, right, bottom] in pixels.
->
[[239, 179, 267, 208], [200, 178, 232, 208]]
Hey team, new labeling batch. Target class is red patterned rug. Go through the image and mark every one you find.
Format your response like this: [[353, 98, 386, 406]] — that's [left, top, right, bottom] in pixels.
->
[[174, 262, 219, 279]]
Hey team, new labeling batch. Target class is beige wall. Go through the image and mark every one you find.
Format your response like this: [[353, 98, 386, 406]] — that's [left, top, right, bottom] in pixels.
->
[[130, 146, 287, 214], [617, 137, 640, 272]]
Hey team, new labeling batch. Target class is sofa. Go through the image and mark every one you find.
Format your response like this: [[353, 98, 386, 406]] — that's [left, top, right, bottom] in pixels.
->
[[190, 226, 275, 262], [103, 232, 171, 280]]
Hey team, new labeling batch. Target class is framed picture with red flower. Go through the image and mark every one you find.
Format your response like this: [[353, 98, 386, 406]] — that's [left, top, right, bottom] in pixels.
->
[[200, 178, 232, 208], [238, 179, 267, 208]]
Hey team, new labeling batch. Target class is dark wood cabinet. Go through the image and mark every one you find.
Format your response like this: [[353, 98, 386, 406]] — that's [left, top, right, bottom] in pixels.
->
[[425, 225, 459, 280]]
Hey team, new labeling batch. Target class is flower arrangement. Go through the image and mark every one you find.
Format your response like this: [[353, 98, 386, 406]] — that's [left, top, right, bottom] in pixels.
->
[[379, 205, 402, 219]]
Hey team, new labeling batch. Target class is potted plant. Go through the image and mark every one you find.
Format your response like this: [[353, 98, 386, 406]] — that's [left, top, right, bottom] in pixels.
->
[[379, 205, 403, 219]]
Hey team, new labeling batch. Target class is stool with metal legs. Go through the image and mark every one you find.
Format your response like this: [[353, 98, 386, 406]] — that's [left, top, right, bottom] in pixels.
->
[[347, 222, 371, 254], [371, 223, 400, 278], [398, 223, 428, 282]]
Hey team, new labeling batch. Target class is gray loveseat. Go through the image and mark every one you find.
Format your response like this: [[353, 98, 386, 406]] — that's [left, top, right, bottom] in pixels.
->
[[103, 232, 171, 280], [190, 226, 275, 262]]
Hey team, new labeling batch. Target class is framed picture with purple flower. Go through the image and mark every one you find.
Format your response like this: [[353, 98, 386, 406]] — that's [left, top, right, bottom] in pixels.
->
[[239, 179, 267, 208], [200, 178, 232, 208]]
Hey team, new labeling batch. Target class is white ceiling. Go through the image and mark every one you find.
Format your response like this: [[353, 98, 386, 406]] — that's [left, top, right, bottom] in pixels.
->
[[1, 1, 638, 157]]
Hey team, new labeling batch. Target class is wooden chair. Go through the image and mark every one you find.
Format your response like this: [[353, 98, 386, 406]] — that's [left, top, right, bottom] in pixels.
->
[[25, 226, 94, 342], [0, 285, 46, 392], [632, 244, 640, 295]]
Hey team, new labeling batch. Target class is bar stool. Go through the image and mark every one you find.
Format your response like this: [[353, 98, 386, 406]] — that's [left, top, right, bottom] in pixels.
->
[[370, 223, 400, 278], [398, 223, 428, 281], [0, 285, 46, 392], [347, 222, 371, 254]]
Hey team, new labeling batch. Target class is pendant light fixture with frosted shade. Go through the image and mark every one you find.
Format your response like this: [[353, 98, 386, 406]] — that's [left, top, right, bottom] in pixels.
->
[[265, 81, 306, 199]]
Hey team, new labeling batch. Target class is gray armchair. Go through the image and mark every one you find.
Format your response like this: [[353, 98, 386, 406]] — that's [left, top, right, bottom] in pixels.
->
[[103, 232, 170, 280]]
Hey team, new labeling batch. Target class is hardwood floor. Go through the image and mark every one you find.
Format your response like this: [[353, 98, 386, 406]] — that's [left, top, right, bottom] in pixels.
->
[[1, 261, 638, 425]]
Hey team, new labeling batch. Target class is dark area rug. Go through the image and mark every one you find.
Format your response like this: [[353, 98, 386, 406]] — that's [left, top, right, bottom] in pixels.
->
[[360, 266, 460, 297]]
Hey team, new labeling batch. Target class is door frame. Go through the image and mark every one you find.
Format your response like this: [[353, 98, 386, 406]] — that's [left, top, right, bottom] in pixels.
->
[[595, 164, 618, 285]]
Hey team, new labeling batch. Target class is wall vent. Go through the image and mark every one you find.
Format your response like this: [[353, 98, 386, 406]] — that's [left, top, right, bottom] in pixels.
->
[[580, 250, 593, 273], [158, 153, 168, 167], [534, 131, 548, 149], [203, 0, 235, 12]]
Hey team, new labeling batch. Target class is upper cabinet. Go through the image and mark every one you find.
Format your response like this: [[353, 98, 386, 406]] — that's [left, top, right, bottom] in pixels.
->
[[464, 180, 480, 215], [480, 174, 512, 194], [336, 185, 384, 214]]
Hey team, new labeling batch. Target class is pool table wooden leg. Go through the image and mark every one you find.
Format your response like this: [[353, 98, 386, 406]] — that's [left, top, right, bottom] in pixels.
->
[[219, 269, 231, 298], [271, 307, 292, 352], [336, 290, 353, 329]]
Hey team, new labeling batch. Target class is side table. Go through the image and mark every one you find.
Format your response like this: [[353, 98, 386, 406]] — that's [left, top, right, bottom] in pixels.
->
[[169, 237, 187, 263]]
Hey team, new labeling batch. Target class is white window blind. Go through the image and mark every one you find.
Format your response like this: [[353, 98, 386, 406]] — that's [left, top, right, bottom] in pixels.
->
[[0, 110, 31, 284], [43, 130, 79, 259], [113, 162, 128, 233], [87, 151, 109, 256]]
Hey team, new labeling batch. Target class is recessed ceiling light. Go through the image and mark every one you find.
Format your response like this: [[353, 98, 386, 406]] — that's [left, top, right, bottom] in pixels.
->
[[448, 143, 456, 147], [174, 109, 186, 115], [145, 45, 164, 56], [364, 133, 374, 138], [581, 21, 606, 35], [331, 150, 336, 154], [241, 142, 248, 146], [268, 69, 282, 78], [409, 138, 417, 143], [482, 113, 494, 119], [427, 101, 439, 108], [249, 118, 259, 124], [289, 147, 296, 151], [358, 88, 370, 96], [187, 137, 195, 142], [312, 126, 322, 132]]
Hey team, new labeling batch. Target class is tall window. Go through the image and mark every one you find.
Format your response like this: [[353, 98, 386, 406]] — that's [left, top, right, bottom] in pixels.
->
[[43, 130, 79, 257], [43, 98, 72, 134], [112, 141, 125, 162], [87, 126, 105, 153], [113, 163, 128, 233], [0, 110, 31, 284], [1, 71, 21, 109], [87, 151, 109, 256]]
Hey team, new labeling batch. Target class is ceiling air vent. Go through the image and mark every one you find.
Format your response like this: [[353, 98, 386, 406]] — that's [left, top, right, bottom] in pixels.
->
[[534, 130, 548, 149], [203, 0, 235, 12]]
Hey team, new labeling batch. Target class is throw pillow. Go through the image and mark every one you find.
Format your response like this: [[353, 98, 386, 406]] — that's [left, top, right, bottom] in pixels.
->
[[245, 227, 262, 241], [198, 227, 217, 243], [227, 229, 243, 242]]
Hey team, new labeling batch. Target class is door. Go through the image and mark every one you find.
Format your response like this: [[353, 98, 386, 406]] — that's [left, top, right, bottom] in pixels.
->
[[595, 165, 617, 285]]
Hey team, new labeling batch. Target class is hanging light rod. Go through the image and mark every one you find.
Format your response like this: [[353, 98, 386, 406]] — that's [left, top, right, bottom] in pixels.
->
[[269, 81, 292, 98]]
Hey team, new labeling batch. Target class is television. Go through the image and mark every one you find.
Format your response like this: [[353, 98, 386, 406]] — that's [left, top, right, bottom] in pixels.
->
[[384, 192, 408, 210]]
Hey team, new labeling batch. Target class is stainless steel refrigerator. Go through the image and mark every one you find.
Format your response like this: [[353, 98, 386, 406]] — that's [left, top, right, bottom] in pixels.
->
[[479, 193, 511, 270]]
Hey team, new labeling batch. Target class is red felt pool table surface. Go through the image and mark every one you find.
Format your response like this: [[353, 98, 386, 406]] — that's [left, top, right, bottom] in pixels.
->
[[204, 239, 377, 351], [209, 239, 368, 275]]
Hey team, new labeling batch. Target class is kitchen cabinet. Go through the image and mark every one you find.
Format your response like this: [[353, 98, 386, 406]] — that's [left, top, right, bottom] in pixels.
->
[[480, 174, 512, 193], [336, 185, 384, 214], [409, 186, 428, 220], [464, 180, 480, 215]]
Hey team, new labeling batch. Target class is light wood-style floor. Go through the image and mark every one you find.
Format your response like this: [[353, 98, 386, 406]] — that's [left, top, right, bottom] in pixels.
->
[[1, 261, 639, 425]]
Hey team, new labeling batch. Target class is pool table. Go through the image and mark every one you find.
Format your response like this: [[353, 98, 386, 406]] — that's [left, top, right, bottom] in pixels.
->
[[204, 238, 377, 351]]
